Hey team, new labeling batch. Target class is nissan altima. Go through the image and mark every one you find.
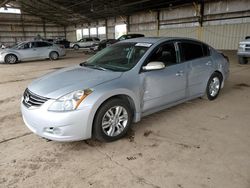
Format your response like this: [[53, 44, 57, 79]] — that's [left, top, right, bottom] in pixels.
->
[[21, 37, 229, 142]]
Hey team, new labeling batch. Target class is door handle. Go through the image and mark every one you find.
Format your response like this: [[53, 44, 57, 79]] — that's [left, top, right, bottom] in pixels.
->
[[33, 49, 37, 51], [176, 70, 184, 76], [206, 61, 212, 66]]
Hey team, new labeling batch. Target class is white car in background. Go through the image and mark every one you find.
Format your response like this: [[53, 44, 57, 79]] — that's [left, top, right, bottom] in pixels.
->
[[0, 41, 65, 64], [238, 36, 250, 64], [70, 37, 100, 50]]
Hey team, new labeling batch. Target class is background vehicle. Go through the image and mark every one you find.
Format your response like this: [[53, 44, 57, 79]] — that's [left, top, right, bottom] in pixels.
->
[[90, 39, 117, 52], [70, 37, 100, 50], [54, 39, 70, 48], [21, 37, 229, 142], [117, 33, 144, 41], [238, 37, 250, 64], [0, 41, 65, 64], [90, 34, 145, 52]]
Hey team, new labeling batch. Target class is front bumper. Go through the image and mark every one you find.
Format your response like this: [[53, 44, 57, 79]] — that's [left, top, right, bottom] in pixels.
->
[[21, 99, 93, 141], [237, 51, 250, 57], [0, 54, 4, 63]]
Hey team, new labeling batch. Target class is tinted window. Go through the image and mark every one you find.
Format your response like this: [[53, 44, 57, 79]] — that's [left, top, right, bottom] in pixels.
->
[[180, 42, 203, 61], [148, 43, 177, 66], [36, 42, 51, 47], [86, 38, 93, 42], [202, 44, 210, 56]]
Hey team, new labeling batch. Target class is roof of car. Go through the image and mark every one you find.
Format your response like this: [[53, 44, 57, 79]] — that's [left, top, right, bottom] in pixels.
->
[[119, 37, 205, 45]]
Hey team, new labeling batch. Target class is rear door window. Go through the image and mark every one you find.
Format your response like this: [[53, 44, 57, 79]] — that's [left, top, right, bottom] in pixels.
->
[[179, 42, 204, 61], [36, 42, 51, 47]]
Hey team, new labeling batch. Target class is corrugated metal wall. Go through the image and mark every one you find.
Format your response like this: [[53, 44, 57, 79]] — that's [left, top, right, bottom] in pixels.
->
[[0, 13, 65, 46], [66, 0, 250, 50]]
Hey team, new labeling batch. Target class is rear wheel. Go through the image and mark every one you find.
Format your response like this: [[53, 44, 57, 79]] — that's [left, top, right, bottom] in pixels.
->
[[5, 54, 17, 64], [205, 72, 222, 100], [73, 45, 79, 50], [239, 56, 248, 64], [49, 51, 59, 60], [93, 98, 132, 142]]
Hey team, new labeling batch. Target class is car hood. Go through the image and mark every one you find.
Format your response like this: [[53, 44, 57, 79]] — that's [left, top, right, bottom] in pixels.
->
[[28, 65, 122, 99]]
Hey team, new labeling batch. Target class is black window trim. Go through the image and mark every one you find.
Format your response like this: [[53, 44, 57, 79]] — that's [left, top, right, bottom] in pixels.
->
[[139, 40, 182, 73], [178, 39, 211, 62]]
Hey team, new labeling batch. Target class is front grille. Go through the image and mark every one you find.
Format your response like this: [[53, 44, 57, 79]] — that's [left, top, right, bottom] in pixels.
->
[[245, 44, 250, 51], [23, 89, 49, 108]]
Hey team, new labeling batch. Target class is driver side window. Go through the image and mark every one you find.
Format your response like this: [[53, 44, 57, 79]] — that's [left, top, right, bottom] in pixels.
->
[[22, 42, 31, 49], [148, 42, 177, 67]]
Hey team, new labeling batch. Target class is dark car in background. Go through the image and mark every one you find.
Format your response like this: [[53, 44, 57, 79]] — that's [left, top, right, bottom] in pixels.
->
[[117, 34, 144, 41], [54, 39, 70, 48], [90, 34, 145, 52]]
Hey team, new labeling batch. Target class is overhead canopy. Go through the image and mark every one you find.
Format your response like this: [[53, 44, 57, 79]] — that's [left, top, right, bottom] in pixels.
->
[[0, 0, 203, 25]]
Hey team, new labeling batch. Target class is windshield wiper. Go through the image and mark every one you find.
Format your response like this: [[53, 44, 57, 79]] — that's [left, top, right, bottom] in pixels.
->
[[82, 63, 108, 71]]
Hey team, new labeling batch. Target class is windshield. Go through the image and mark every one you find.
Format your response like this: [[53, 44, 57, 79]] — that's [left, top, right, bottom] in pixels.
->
[[82, 42, 150, 72], [10, 42, 26, 49]]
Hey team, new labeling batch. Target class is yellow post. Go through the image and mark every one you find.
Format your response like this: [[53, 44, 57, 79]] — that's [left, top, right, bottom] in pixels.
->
[[197, 26, 203, 41]]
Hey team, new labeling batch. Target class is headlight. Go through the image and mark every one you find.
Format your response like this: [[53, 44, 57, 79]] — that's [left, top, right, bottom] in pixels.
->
[[48, 89, 93, 112]]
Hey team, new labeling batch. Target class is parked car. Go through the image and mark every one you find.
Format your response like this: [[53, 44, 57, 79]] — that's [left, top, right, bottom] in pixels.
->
[[70, 37, 100, 50], [90, 34, 145, 52], [117, 33, 145, 41], [0, 41, 65, 64], [238, 37, 250, 64], [21, 37, 229, 142], [54, 39, 70, 48], [90, 39, 117, 52]]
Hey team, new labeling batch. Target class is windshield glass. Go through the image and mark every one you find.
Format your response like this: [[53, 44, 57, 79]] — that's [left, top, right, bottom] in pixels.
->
[[10, 42, 26, 49], [82, 42, 150, 72]]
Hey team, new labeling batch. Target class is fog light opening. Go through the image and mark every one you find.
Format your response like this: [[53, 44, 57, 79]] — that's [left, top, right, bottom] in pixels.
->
[[44, 127, 63, 135]]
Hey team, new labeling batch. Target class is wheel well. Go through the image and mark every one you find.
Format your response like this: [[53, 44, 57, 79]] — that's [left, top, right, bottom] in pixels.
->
[[5, 53, 18, 61], [92, 94, 136, 134], [99, 95, 135, 116], [214, 70, 223, 81], [50, 51, 59, 55]]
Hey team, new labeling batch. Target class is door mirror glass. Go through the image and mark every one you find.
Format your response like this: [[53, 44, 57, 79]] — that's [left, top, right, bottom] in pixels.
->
[[142, 61, 165, 71]]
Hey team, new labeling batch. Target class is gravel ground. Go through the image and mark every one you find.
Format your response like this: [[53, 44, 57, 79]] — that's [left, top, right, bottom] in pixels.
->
[[0, 50, 249, 188]]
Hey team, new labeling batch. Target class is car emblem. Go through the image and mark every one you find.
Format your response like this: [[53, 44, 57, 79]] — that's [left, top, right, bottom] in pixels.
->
[[24, 94, 30, 103]]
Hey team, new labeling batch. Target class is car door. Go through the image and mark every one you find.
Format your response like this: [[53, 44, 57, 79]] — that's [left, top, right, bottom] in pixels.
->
[[141, 42, 187, 113], [85, 38, 94, 47], [178, 41, 213, 97], [35, 41, 52, 58], [78, 39, 86, 47], [18, 42, 38, 60]]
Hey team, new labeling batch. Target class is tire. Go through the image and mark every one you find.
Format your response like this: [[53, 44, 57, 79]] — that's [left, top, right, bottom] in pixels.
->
[[239, 56, 248, 64], [204, 72, 222, 101], [49, 51, 59, 60], [93, 98, 133, 142], [5, 54, 17, 64], [73, 45, 79, 50]]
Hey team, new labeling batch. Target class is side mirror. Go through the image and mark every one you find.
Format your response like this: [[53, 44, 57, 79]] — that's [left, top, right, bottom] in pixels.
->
[[142, 61, 165, 71]]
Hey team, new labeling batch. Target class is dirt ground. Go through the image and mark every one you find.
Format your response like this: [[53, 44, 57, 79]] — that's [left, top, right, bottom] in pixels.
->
[[0, 50, 249, 188]]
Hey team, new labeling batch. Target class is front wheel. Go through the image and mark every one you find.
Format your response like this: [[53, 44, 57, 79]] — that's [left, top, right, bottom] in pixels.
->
[[93, 98, 132, 142], [239, 56, 248, 64], [5, 54, 17, 64], [205, 72, 222, 100]]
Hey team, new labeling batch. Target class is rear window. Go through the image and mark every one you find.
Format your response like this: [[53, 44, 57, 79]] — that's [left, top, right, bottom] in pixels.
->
[[179, 41, 210, 61]]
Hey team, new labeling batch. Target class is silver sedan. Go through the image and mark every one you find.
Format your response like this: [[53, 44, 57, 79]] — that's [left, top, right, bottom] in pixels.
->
[[21, 37, 229, 142], [0, 41, 65, 64]]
